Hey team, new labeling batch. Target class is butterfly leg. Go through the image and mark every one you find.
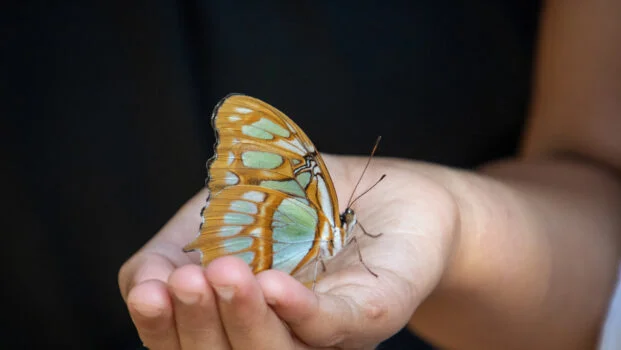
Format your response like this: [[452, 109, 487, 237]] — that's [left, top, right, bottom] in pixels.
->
[[320, 260, 327, 273], [352, 236, 379, 278], [312, 258, 321, 291], [357, 221, 383, 238]]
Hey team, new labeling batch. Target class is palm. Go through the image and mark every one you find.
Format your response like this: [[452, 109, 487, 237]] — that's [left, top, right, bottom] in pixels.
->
[[119, 153, 458, 349], [305, 155, 457, 344]]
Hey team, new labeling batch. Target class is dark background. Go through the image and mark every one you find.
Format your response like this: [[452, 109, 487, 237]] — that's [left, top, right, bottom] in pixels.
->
[[2, 1, 539, 348]]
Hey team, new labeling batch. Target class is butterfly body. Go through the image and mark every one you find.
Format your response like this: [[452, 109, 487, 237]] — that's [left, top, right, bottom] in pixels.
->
[[184, 94, 356, 280]]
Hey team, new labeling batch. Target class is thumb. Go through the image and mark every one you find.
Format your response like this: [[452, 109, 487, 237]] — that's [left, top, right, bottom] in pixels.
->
[[257, 270, 396, 349]]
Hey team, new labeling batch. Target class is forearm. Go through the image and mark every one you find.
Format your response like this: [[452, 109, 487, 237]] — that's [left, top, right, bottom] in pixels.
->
[[410, 0, 621, 347], [521, 0, 621, 171], [410, 158, 621, 349]]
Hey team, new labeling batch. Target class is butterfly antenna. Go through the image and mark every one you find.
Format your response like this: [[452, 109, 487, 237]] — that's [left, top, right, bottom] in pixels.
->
[[346, 136, 383, 208], [349, 174, 386, 207]]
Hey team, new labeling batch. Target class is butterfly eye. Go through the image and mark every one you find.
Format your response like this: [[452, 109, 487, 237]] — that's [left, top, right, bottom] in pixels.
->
[[342, 208, 356, 226]]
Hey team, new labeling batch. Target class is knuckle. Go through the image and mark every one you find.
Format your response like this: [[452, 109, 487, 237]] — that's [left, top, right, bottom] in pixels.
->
[[118, 259, 137, 299]]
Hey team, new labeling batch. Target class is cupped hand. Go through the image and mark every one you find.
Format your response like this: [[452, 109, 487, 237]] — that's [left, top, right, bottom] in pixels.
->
[[118, 154, 460, 349]]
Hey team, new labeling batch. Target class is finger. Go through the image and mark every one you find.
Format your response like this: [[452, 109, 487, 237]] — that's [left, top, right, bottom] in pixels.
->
[[127, 279, 180, 350], [258, 270, 391, 349], [205, 256, 297, 350], [119, 251, 177, 301], [169, 264, 231, 350]]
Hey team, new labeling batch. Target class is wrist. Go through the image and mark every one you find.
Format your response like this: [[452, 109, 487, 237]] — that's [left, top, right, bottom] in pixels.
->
[[431, 163, 538, 294], [427, 167, 493, 293], [385, 160, 476, 295]]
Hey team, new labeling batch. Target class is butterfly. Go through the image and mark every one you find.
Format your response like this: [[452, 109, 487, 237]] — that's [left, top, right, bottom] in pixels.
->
[[183, 94, 382, 286]]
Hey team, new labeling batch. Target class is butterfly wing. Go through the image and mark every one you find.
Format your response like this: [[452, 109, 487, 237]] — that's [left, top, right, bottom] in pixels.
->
[[183, 94, 344, 275]]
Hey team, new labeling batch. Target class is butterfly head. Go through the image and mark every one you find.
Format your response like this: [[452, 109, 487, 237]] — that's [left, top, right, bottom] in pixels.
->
[[340, 207, 357, 242]]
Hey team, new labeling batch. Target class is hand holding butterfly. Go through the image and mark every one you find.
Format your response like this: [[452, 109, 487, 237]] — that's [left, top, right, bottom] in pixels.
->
[[118, 153, 463, 349], [119, 151, 621, 350]]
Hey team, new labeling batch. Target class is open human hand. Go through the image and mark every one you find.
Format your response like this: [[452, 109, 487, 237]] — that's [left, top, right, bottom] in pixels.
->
[[118, 153, 460, 349]]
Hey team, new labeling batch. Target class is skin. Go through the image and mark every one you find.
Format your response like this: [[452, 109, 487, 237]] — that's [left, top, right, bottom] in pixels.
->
[[118, 0, 621, 349]]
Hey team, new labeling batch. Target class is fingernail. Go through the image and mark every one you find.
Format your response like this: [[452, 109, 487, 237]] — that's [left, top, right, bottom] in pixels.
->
[[174, 288, 201, 305], [213, 285, 235, 302], [131, 303, 163, 318]]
